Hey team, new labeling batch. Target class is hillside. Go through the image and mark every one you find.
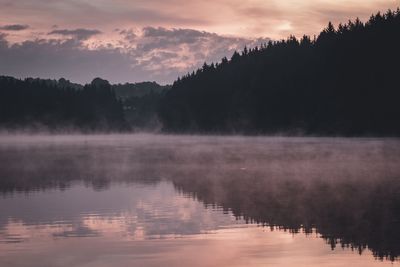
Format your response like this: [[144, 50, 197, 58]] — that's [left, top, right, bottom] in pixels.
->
[[159, 9, 400, 135]]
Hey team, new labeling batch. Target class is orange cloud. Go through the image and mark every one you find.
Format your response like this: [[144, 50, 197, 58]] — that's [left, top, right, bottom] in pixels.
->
[[0, 0, 398, 40], [0, 0, 398, 82]]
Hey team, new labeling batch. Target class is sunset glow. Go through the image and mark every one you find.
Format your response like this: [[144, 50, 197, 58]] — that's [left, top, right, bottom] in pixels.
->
[[0, 0, 399, 83]]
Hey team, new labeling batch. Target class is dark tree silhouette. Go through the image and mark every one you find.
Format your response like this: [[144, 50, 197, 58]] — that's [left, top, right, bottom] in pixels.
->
[[112, 82, 170, 130], [0, 76, 127, 131], [159, 9, 400, 135]]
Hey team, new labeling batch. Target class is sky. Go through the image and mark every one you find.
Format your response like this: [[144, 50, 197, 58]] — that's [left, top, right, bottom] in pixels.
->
[[0, 0, 398, 84]]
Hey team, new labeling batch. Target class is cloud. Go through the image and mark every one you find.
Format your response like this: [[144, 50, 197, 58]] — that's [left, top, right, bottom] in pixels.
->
[[0, 0, 396, 84], [0, 27, 269, 84], [0, 24, 29, 31], [131, 27, 269, 76], [119, 29, 137, 42], [0, 35, 135, 84], [48, 28, 102, 40], [1, 0, 397, 41]]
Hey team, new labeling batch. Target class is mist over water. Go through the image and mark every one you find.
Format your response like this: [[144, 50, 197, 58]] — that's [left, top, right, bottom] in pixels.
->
[[0, 134, 399, 266]]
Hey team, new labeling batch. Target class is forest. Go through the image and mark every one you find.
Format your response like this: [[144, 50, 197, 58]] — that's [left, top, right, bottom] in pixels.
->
[[1, 9, 399, 135], [0, 77, 127, 131], [0, 76, 170, 131], [158, 9, 400, 135]]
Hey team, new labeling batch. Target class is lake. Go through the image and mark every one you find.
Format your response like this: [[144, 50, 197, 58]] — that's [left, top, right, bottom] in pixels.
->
[[0, 134, 399, 267]]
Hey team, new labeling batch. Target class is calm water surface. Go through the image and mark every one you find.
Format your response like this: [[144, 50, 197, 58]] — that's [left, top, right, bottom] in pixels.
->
[[0, 134, 399, 267]]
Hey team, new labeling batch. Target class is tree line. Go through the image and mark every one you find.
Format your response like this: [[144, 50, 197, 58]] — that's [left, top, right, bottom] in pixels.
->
[[113, 82, 170, 131], [1, 9, 399, 135], [0, 77, 127, 131], [159, 9, 400, 135]]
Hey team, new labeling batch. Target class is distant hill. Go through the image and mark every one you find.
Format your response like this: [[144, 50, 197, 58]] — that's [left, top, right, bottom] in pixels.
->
[[113, 82, 170, 131], [159, 9, 400, 136], [113, 82, 170, 99]]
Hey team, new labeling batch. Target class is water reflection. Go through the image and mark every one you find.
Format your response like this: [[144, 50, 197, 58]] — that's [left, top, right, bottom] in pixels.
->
[[0, 182, 240, 242], [0, 134, 399, 266]]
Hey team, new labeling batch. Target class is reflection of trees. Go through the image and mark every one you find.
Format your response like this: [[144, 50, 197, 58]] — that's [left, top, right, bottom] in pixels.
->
[[172, 173, 400, 261], [0, 139, 399, 261], [2, 161, 398, 261], [0, 145, 163, 194]]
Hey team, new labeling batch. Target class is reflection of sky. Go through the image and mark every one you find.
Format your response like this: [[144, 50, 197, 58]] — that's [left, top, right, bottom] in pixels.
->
[[0, 134, 400, 266], [0, 181, 397, 267], [0, 181, 241, 241]]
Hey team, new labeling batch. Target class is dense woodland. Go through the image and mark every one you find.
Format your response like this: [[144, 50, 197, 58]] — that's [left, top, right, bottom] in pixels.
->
[[0, 76, 170, 131], [1, 9, 399, 135], [159, 9, 400, 135], [113, 82, 170, 99], [0, 77, 127, 131], [113, 82, 169, 130]]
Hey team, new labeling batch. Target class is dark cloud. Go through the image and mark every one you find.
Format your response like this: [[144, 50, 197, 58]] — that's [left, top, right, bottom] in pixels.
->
[[0, 28, 269, 84], [0, 24, 29, 31], [119, 29, 137, 42], [0, 32, 8, 41], [0, 35, 136, 84], [1, 0, 397, 40], [48, 28, 102, 40], [143, 27, 211, 39]]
